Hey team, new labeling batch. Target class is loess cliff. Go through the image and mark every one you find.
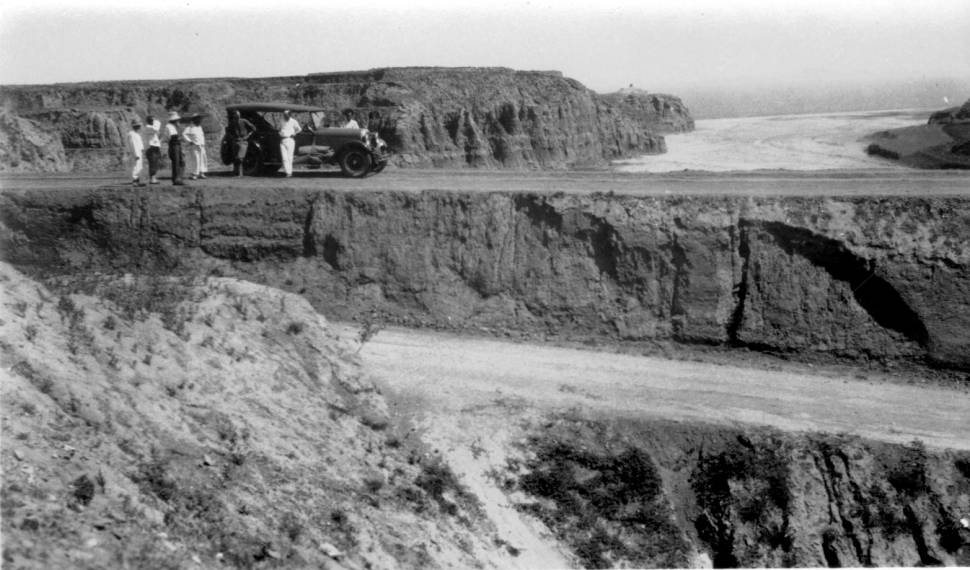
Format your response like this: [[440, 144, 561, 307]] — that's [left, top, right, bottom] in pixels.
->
[[0, 67, 693, 173], [2, 186, 967, 371]]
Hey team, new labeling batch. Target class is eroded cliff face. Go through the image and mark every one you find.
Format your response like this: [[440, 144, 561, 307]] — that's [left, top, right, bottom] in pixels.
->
[[0, 111, 69, 172], [2, 187, 967, 370], [0, 67, 693, 172], [507, 415, 970, 568]]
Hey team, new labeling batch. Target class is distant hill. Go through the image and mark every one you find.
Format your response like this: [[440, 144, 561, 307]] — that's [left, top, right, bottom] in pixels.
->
[[863, 98, 970, 169], [679, 77, 970, 119]]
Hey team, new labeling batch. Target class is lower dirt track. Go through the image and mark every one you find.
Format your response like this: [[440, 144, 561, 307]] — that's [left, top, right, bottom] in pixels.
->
[[352, 326, 970, 452], [2, 167, 969, 196]]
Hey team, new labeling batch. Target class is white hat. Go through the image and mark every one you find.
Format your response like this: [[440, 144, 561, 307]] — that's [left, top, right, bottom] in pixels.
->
[[167, 111, 181, 122]]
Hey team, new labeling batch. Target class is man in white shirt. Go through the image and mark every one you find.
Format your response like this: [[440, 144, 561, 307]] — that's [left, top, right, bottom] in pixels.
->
[[144, 114, 162, 184], [127, 120, 145, 186], [182, 114, 208, 180], [278, 109, 302, 177], [341, 109, 360, 129]]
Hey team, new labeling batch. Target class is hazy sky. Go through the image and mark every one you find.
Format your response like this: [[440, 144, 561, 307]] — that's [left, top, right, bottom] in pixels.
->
[[1, 0, 968, 94]]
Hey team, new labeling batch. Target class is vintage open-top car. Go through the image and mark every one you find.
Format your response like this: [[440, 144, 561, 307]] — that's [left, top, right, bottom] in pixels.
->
[[220, 103, 389, 177]]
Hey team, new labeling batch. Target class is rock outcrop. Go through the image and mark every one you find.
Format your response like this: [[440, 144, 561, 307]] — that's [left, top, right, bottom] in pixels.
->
[[2, 187, 967, 370], [0, 67, 694, 172], [0, 111, 70, 173], [865, 98, 970, 169]]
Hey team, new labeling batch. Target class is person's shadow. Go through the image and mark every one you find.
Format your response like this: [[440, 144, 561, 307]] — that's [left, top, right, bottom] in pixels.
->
[[208, 169, 352, 179]]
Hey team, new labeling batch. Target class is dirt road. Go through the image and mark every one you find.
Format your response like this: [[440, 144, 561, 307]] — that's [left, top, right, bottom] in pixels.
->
[[345, 325, 969, 568], [3, 168, 969, 196], [353, 326, 970, 451]]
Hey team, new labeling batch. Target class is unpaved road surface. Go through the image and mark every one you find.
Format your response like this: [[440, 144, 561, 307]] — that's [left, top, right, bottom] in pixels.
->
[[3, 168, 969, 196], [353, 326, 970, 452], [346, 325, 970, 568]]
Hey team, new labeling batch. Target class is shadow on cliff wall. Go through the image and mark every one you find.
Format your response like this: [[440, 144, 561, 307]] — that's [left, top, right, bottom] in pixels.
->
[[755, 221, 928, 345]]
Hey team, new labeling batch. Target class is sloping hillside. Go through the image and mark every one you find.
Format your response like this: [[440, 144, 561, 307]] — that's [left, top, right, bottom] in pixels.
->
[[0, 263, 527, 569]]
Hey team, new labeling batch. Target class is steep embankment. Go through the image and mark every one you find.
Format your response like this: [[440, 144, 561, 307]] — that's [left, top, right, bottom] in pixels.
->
[[2, 185, 968, 370], [0, 262, 519, 569], [501, 415, 970, 568], [865, 98, 970, 169], [0, 67, 693, 173]]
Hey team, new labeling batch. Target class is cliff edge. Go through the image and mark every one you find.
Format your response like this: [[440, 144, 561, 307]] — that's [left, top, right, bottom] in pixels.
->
[[0, 67, 693, 173]]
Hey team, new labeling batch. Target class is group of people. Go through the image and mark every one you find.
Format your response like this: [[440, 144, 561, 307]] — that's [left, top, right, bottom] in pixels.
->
[[127, 107, 362, 184], [126, 111, 208, 186]]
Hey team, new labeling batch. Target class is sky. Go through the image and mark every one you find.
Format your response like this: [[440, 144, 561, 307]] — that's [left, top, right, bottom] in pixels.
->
[[1, 0, 968, 95]]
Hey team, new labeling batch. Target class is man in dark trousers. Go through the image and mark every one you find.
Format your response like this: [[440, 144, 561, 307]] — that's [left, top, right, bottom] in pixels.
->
[[144, 114, 162, 184], [165, 111, 186, 186], [228, 109, 256, 176]]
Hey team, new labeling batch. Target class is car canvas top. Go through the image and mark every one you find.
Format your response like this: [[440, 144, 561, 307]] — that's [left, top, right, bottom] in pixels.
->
[[226, 103, 328, 113]]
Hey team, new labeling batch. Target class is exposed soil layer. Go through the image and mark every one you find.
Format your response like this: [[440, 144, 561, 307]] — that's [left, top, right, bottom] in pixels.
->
[[2, 181, 968, 371]]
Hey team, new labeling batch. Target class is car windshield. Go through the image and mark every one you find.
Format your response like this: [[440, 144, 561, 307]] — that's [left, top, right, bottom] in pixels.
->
[[239, 108, 343, 131], [310, 111, 326, 129]]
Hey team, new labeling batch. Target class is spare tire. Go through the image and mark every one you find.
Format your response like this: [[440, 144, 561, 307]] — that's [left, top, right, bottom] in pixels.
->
[[220, 136, 233, 166]]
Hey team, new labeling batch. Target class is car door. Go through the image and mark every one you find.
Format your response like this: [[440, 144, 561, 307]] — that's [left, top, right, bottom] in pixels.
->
[[294, 111, 314, 152]]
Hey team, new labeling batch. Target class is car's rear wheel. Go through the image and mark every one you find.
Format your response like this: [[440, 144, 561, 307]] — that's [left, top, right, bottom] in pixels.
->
[[339, 149, 372, 178], [372, 159, 387, 173], [241, 145, 281, 176]]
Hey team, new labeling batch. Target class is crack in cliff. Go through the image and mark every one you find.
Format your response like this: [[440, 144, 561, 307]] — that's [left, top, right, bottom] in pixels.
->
[[904, 503, 943, 566], [818, 450, 870, 566], [669, 235, 690, 339], [302, 198, 317, 258], [727, 219, 751, 344], [836, 449, 875, 565]]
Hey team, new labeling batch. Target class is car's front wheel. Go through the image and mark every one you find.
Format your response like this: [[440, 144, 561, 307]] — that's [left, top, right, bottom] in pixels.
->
[[338, 148, 372, 178]]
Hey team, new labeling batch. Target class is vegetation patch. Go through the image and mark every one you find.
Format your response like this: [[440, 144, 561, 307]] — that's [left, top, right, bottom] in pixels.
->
[[506, 418, 688, 569], [690, 433, 793, 568]]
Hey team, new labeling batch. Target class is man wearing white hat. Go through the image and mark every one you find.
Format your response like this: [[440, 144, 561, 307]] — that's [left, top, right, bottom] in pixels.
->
[[127, 119, 145, 186], [165, 111, 186, 186]]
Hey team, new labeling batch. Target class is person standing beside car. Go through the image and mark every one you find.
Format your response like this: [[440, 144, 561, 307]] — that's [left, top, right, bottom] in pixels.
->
[[228, 109, 256, 176], [341, 109, 360, 129], [182, 114, 207, 180], [127, 119, 146, 186], [144, 114, 162, 184], [165, 111, 186, 186], [278, 109, 302, 178]]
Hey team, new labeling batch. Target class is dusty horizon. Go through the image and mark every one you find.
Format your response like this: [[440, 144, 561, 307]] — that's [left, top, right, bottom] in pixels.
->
[[1, 0, 967, 96]]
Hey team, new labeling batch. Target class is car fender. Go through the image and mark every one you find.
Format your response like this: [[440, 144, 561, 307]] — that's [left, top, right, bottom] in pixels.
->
[[336, 142, 372, 159]]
